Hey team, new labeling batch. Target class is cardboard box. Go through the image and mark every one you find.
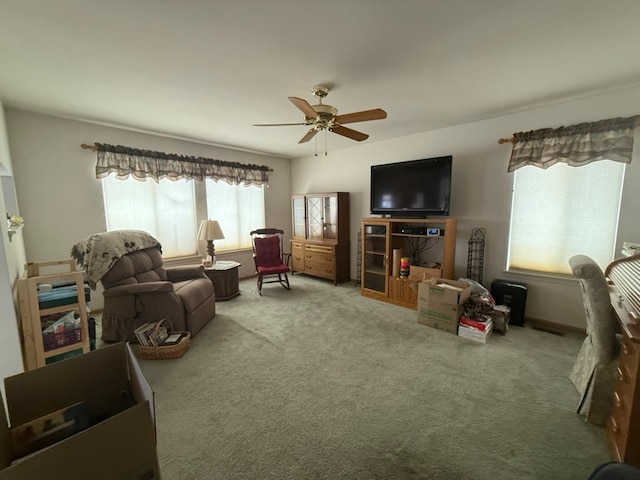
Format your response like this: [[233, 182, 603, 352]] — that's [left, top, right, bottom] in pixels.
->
[[458, 323, 493, 344], [418, 278, 472, 308], [417, 307, 463, 334], [0, 343, 159, 480], [416, 278, 472, 334], [409, 265, 442, 281], [490, 305, 511, 334], [459, 316, 492, 332]]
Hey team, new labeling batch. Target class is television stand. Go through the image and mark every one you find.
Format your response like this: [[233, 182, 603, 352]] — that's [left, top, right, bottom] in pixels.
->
[[382, 213, 437, 219], [360, 217, 457, 309]]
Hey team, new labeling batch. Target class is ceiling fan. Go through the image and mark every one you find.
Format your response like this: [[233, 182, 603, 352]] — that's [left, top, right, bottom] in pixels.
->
[[253, 85, 387, 144]]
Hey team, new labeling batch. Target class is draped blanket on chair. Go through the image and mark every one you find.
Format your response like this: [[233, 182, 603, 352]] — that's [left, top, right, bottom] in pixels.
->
[[71, 230, 161, 289]]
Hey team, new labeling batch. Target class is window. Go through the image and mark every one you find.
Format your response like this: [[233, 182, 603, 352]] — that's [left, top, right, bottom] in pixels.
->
[[204, 179, 264, 251], [508, 160, 625, 275], [102, 176, 264, 258]]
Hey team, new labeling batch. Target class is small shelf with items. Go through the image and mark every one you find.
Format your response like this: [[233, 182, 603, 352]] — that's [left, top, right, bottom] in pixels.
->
[[17, 261, 91, 370]]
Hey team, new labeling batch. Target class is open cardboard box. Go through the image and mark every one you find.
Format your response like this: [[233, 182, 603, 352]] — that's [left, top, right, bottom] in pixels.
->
[[409, 265, 442, 280], [417, 278, 472, 334], [0, 343, 159, 479]]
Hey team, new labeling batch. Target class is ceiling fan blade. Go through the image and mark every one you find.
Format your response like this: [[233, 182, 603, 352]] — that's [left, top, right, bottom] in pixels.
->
[[334, 108, 387, 124], [298, 129, 319, 144], [253, 122, 307, 127], [330, 125, 369, 142], [289, 97, 318, 119]]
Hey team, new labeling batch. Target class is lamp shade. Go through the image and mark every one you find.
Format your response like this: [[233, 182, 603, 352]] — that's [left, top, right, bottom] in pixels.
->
[[197, 220, 225, 241]]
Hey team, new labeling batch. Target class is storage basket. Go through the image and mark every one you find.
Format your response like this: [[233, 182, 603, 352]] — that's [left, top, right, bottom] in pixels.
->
[[137, 319, 190, 360], [490, 306, 511, 335]]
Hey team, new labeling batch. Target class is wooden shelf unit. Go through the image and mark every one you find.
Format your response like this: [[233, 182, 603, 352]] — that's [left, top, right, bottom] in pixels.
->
[[360, 217, 457, 309], [17, 261, 91, 370]]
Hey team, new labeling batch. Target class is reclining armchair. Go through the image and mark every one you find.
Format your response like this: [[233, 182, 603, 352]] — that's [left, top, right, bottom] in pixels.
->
[[72, 230, 216, 343]]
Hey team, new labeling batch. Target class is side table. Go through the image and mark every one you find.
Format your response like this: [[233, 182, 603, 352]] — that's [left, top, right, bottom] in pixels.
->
[[204, 261, 241, 301]]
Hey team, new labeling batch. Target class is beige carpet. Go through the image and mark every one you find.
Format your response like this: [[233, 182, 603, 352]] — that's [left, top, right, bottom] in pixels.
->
[[116, 274, 610, 480]]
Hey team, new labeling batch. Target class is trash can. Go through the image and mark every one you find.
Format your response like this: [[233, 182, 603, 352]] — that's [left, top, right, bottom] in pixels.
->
[[490, 279, 528, 326]]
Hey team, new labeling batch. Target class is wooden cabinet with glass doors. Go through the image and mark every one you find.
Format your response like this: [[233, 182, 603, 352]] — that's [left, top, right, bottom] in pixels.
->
[[290, 192, 350, 285], [361, 217, 457, 309]]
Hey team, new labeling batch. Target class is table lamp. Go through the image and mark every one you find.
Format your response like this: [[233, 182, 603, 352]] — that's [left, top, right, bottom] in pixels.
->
[[197, 220, 225, 265]]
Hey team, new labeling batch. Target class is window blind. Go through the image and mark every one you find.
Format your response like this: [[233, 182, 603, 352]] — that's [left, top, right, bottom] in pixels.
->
[[508, 160, 625, 274]]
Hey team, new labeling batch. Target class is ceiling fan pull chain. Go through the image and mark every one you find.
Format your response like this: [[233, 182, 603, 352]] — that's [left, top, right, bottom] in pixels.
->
[[325, 130, 328, 156], [314, 133, 318, 157]]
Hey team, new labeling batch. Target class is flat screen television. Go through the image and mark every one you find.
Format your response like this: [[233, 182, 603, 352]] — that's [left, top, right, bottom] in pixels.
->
[[370, 155, 452, 217]]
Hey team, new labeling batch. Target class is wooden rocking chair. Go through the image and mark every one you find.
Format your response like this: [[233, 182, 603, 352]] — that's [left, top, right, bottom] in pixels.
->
[[250, 228, 291, 295]]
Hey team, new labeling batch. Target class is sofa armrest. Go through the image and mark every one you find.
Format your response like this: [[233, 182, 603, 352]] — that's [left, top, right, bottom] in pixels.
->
[[166, 265, 206, 282], [103, 281, 174, 297]]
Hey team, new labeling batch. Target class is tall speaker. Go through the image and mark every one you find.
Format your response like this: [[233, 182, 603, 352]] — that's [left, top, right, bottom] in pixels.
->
[[490, 280, 528, 326]]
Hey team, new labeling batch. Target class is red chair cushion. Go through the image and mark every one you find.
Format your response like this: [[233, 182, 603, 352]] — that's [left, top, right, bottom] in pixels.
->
[[257, 265, 290, 275], [255, 236, 285, 267]]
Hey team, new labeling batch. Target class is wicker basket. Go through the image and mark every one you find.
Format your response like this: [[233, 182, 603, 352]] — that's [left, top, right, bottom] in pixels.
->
[[137, 319, 190, 360]]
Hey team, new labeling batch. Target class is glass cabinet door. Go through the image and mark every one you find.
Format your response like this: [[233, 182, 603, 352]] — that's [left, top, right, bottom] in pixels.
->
[[294, 193, 340, 241], [292, 196, 306, 238], [362, 223, 388, 293], [306, 196, 324, 240], [322, 195, 338, 240]]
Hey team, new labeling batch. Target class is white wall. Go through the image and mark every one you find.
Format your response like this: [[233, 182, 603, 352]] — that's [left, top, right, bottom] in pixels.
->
[[290, 85, 640, 329], [0, 101, 28, 379], [5, 111, 292, 310]]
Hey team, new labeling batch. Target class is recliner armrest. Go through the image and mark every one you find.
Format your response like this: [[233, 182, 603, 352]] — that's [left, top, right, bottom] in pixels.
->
[[166, 265, 206, 282], [103, 281, 174, 297]]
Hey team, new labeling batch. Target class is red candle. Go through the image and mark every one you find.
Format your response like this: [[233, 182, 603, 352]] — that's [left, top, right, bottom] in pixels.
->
[[400, 257, 410, 277]]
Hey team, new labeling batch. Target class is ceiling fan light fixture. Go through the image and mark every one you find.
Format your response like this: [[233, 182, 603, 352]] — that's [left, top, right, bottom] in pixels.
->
[[253, 85, 386, 147], [312, 104, 338, 117]]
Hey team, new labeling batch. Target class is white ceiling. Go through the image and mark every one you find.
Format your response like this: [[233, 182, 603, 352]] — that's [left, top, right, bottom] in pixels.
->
[[2, 0, 640, 159]]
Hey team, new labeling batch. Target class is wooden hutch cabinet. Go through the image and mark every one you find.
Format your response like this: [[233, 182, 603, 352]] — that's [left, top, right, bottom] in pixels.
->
[[290, 192, 350, 285], [360, 217, 457, 309]]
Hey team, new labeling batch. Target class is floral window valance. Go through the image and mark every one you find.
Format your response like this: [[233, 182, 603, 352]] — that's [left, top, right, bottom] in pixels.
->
[[505, 115, 640, 172], [93, 143, 270, 185]]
